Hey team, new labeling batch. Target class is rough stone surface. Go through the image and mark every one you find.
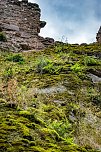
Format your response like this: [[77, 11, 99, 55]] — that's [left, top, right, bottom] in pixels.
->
[[39, 37, 55, 47], [88, 73, 101, 83], [32, 85, 66, 95], [96, 26, 101, 43], [0, 0, 54, 51], [2, 23, 19, 31], [39, 21, 46, 28], [88, 69, 101, 77]]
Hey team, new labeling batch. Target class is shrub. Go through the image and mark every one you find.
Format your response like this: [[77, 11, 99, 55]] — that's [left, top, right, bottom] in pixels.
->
[[0, 32, 7, 42], [36, 57, 50, 74], [6, 54, 25, 64], [36, 57, 61, 74], [49, 120, 72, 137]]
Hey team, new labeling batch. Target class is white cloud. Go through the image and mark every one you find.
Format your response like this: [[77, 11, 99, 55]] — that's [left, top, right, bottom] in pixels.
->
[[40, 17, 100, 44], [30, 0, 100, 44]]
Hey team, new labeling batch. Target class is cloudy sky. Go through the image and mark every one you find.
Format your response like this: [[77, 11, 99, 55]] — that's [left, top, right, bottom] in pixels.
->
[[30, 0, 101, 44]]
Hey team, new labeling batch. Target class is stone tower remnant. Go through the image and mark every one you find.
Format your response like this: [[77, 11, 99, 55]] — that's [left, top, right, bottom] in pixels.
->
[[0, 0, 54, 51], [96, 26, 101, 44]]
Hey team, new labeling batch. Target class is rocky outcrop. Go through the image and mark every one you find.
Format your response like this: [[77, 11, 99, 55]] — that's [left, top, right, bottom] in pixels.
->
[[39, 37, 55, 47], [96, 26, 101, 44], [0, 0, 54, 51]]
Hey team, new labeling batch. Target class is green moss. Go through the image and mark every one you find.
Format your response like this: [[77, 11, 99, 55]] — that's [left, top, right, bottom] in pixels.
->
[[0, 43, 101, 152], [30, 146, 46, 152], [71, 63, 85, 73]]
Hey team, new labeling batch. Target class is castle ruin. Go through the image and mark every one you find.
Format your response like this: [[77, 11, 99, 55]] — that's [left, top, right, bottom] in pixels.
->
[[96, 26, 101, 44], [0, 0, 54, 51]]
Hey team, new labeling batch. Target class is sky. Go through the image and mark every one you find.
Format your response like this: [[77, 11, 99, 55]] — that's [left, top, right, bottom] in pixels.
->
[[30, 0, 101, 44]]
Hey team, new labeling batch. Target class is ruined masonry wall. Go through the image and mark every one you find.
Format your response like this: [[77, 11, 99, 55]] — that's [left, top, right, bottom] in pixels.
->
[[0, 0, 52, 51]]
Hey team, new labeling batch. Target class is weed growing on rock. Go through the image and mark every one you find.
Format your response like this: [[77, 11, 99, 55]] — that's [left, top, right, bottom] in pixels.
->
[[0, 32, 7, 42]]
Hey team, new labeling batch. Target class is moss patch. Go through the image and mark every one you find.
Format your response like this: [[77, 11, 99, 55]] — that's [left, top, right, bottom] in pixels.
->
[[0, 43, 101, 151]]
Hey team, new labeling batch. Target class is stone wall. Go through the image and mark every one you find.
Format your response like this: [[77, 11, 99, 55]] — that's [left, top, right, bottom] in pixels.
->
[[0, 0, 54, 51], [96, 26, 101, 44]]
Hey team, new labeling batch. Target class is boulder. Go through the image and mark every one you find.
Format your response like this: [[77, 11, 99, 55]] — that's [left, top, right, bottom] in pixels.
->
[[40, 21, 46, 28], [45, 37, 54, 43]]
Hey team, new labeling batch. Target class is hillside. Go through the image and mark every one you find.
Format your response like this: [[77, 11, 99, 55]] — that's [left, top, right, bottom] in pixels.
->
[[0, 43, 101, 152]]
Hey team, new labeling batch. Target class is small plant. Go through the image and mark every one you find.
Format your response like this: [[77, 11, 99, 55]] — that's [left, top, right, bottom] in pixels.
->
[[6, 54, 25, 64], [36, 56, 61, 74], [0, 32, 7, 42], [84, 56, 100, 66], [71, 63, 84, 73], [4, 67, 13, 80], [48, 119, 73, 144], [7, 78, 18, 107], [36, 56, 51, 74]]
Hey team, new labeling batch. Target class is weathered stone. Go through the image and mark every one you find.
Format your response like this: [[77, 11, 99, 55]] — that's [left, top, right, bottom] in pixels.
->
[[0, 0, 54, 51], [88, 69, 101, 77], [21, 32, 31, 38], [32, 85, 66, 95], [22, 0, 28, 3], [88, 73, 101, 83], [80, 43, 87, 46], [2, 23, 19, 31], [28, 2, 40, 11], [96, 26, 101, 43], [20, 43, 30, 50], [39, 36, 55, 47], [43, 37, 55, 46], [45, 37, 55, 43], [93, 52, 101, 59], [40, 21, 46, 28], [15, 32, 21, 37]]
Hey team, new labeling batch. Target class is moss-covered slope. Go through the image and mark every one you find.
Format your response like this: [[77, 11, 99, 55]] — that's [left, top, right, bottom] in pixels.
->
[[0, 43, 101, 152]]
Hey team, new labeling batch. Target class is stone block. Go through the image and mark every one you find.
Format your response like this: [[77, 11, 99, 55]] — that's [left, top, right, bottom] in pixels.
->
[[2, 23, 19, 31]]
